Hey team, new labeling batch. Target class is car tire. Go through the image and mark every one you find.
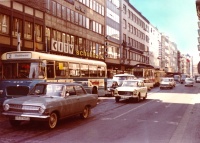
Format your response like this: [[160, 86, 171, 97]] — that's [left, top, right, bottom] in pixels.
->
[[135, 94, 141, 103], [9, 119, 21, 127], [115, 97, 120, 102], [47, 112, 58, 129], [80, 106, 91, 119], [143, 93, 147, 100]]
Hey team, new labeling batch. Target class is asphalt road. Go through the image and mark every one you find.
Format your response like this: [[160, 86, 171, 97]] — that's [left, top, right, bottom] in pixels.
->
[[0, 82, 200, 143]]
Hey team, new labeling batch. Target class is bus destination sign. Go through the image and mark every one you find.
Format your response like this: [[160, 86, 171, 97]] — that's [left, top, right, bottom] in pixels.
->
[[6, 53, 32, 59]]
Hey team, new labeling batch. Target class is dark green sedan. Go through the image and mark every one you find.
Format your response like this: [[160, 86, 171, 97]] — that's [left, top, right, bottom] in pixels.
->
[[2, 82, 98, 129]]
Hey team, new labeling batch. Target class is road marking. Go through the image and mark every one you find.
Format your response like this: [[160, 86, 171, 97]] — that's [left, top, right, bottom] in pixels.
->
[[112, 100, 155, 120]]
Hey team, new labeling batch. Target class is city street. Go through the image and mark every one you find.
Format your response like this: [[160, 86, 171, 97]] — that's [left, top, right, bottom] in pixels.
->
[[0, 82, 200, 143]]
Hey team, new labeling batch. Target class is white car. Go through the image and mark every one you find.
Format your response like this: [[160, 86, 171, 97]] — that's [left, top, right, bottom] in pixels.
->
[[160, 77, 176, 89], [138, 78, 154, 91], [185, 78, 194, 86], [114, 80, 148, 102], [196, 77, 200, 83]]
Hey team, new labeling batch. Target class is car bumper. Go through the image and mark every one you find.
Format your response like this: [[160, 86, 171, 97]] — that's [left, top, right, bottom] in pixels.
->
[[2, 112, 50, 119], [115, 94, 137, 99]]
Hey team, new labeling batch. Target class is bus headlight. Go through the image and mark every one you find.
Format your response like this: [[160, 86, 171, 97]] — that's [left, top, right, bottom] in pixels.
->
[[4, 104, 10, 111], [38, 105, 46, 114]]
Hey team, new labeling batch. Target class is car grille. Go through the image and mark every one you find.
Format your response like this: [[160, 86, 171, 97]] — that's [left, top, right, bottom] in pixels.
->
[[118, 91, 133, 95], [6, 86, 29, 96], [9, 104, 40, 113]]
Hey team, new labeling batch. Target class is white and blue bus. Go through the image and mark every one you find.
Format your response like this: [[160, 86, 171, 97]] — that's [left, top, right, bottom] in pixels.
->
[[0, 51, 107, 107]]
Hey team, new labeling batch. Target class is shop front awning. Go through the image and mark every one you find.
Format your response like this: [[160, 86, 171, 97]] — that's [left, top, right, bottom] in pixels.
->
[[132, 63, 155, 69]]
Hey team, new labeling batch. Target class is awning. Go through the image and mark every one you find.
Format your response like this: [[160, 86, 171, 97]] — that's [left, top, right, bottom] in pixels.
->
[[132, 63, 155, 69]]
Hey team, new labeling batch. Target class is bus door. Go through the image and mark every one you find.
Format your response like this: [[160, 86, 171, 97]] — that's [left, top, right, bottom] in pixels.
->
[[47, 61, 55, 78]]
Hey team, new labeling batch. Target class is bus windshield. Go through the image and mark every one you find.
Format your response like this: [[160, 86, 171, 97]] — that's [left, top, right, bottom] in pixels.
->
[[3, 62, 44, 79]]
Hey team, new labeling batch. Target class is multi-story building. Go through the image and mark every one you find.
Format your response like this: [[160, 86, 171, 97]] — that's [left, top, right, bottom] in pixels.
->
[[0, 0, 106, 62], [149, 24, 161, 69], [105, 0, 121, 78], [120, 0, 151, 75]]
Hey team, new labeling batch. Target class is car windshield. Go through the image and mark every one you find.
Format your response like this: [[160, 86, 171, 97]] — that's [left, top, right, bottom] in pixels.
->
[[122, 81, 137, 87], [29, 84, 64, 96]]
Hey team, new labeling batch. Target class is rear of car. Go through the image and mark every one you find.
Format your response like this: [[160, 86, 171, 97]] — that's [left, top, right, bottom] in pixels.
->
[[196, 77, 200, 83], [185, 78, 194, 86], [160, 78, 175, 89]]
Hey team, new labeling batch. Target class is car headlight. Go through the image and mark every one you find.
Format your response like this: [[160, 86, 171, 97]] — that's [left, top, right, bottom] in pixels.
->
[[4, 104, 10, 111], [38, 105, 46, 114], [133, 90, 137, 95], [114, 89, 118, 94]]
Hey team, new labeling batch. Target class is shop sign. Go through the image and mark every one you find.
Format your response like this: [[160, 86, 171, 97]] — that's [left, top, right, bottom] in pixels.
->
[[6, 53, 31, 59], [75, 50, 104, 59], [51, 39, 74, 54]]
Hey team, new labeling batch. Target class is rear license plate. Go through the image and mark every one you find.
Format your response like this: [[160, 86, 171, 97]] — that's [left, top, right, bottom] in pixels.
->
[[15, 116, 30, 121]]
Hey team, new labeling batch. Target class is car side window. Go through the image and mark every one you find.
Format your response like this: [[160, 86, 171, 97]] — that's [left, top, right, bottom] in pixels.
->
[[66, 85, 76, 96], [74, 86, 86, 95]]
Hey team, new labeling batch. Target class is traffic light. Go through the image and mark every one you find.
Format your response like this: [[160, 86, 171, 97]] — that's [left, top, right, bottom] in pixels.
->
[[198, 61, 200, 74]]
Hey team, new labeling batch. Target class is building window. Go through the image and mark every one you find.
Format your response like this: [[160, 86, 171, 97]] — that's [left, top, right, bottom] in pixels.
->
[[123, 4, 126, 14], [62, 6, 66, 20], [57, 3, 61, 17], [12, 18, 22, 37], [52, 1, 57, 16], [35, 24, 42, 42], [123, 19, 126, 29], [24, 21, 33, 40], [67, 8, 70, 21], [79, 14, 82, 26], [71, 10, 75, 23], [0, 14, 9, 34]]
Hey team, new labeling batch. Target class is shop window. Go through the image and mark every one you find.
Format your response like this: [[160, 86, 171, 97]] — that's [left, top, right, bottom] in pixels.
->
[[24, 21, 33, 40]]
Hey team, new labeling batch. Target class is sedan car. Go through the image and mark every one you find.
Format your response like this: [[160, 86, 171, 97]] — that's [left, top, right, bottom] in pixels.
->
[[114, 80, 148, 102], [185, 78, 194, 86], [2, 82, 98, 129], [138, 78, 154, 91], [196, 77, 200, 83], [160, 77, 176, 89]]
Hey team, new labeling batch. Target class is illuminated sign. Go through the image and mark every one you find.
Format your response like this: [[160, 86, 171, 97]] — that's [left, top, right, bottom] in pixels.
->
[[6, 53, 32, 59]]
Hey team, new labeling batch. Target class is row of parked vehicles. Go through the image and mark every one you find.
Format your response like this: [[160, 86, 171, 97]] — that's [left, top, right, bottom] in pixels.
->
[[2, 73, 196, 129]]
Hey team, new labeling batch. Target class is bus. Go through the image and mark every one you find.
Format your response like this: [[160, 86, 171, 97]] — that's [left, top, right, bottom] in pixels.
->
[[0, 51, 107, 106], [153, 69, 166, 87]]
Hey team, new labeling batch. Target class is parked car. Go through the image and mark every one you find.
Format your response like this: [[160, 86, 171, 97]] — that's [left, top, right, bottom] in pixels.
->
[[105, 79, 118, 96], [114, 80, 148, 102], [138, 78, 154, 91], [196, 76, 200, 83], [2, 82, 98, 129], [174, 75, 181, 83], [160, 77, 176, 89], [185, 78, 194, 86]]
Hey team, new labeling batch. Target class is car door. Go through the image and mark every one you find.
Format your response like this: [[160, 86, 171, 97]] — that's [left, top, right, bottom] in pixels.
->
[[62, 85, 80, 117], [74, 85, 88, 113]]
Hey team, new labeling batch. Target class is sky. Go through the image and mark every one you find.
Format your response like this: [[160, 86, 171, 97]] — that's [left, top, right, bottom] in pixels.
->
[[130, 0, 199, 64]]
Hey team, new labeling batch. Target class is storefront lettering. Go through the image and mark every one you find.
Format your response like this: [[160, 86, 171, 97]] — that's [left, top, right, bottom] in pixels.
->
[[75, 50, 104, 59], [51, 39, 74, 54]]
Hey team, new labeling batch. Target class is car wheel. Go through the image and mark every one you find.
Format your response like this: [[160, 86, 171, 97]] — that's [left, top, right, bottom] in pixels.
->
[[143, 93, 147, 100], [80, 106, 91, 119], [9, 119, 21, 127], [115, 97, 120, 102], [135, 94, 141, 103], [47, 112, 58, 129]]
